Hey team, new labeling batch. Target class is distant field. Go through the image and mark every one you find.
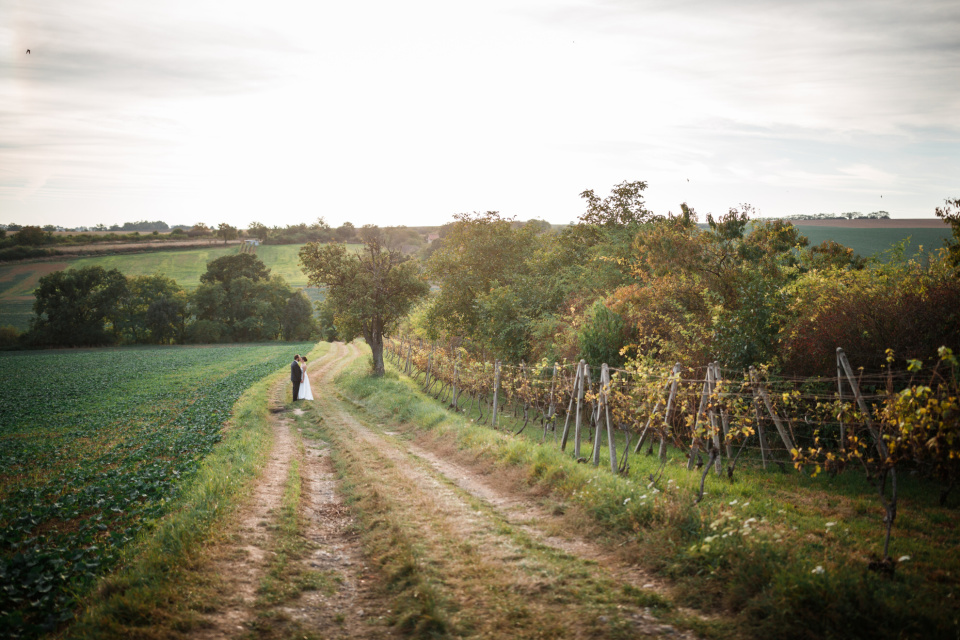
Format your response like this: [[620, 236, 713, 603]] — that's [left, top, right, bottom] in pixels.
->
[[800, 226, 953, 259], [0, 244, 352, 330], [69, 244, 321, 289]]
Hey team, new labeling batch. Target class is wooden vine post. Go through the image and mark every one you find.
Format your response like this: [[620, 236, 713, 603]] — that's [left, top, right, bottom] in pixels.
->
[[602, 364, 618, 473], [712, 363, 734, 460], [836, 349, 846, 451], [574, 362, 590, 459], [659, 363, 682, 461], [687, 368, 715, 471], [836, 347, 897, 558], [749, 366, 796, 455], [543, 363, 558, 442], [560, 362, 583, 451], [491, 360, 502, 429], [451, 358, 460, 410], [634, 363, 680, 455]]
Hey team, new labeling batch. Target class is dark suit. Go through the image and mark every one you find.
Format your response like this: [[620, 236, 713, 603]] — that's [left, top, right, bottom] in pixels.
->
[[291, 360, 303, 401]]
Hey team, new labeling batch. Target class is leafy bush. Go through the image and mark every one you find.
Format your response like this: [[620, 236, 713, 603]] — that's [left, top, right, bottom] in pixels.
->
[[0, 325, 20, 349], [577, 300, 631, 367], [186, 319, 225, 343], [779, 251, 960, 375]]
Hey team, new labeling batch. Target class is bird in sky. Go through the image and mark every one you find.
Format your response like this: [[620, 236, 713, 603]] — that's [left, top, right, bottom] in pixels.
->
[[26, 49, 30, 54]]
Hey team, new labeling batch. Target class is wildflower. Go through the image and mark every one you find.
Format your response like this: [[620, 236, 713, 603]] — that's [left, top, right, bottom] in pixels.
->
[[624, 498, 631, 505], [744, 518, 757, 525], [729, 499, 739, 505], [741, 502, 750, 507], [899, 555, 911, 563], [639, 494, 647, 500], [825, 522, 836, 528], [812, 566, 825, 575]]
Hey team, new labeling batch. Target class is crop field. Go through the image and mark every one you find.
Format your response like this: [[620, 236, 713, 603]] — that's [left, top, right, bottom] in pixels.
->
[[0, 343, 313, 637], [800, 226, 952, 259]]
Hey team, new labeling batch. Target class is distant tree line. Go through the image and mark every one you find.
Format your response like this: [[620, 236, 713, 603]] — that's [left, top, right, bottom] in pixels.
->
[[1, 254, 318, 348], [0, 218, 436, 262], [771, 211, 891, 220]]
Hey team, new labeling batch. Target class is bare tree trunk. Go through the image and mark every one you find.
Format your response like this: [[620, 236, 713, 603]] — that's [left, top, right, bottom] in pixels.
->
[[366, 327, 385, 376]]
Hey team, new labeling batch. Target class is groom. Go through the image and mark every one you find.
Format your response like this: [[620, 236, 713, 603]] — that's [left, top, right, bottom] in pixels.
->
[[291, 354, 303, 401]]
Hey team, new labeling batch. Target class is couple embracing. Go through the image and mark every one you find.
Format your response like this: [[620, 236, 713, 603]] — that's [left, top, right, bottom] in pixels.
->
[[291, 354, 314, 401]]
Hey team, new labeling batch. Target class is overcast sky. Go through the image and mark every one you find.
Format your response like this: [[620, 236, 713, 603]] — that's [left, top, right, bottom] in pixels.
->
[[2, 0, 958, 228]]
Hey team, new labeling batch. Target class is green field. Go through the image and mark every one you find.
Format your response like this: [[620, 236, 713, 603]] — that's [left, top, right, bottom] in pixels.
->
[[800, 226, 952, 259], [0, 244, 351, 331], [0, 343, 313, 637], [68, 244, 316, 288]]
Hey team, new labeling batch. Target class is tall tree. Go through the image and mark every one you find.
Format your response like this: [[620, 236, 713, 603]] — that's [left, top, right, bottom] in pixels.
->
[[121, 274, 186, 343], [191, 254, 291, 342], [217, 223, 238, 244], [300, 236, 429, 375], [27, 266, 128, 346], [247, 221, 269, 242]]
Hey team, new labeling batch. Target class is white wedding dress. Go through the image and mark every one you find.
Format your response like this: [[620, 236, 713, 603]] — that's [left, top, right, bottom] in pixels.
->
[[299, 365, 314, 400]]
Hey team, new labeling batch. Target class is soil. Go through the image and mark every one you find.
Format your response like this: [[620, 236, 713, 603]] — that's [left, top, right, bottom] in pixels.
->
[[190, 342, 700, 638]]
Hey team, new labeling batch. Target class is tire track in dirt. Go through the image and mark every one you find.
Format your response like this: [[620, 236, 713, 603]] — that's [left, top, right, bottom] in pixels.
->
[[278, 342, 393, 638], [322, 343, 698, 638], [190, 345, 348, 640]]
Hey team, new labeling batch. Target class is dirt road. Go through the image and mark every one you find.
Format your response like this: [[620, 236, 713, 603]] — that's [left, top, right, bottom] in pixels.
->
[[195, 342, 695, 639]]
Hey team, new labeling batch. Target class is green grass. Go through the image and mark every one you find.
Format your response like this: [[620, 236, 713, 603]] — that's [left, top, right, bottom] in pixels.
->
[[0, 342, 316, 639], [334, 348, 960, 640], [68, 244, 324, 289]]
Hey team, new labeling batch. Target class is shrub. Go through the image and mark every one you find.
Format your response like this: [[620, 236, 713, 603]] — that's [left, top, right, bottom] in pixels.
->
[[0, 325, 20, 349], [186, 319, 225, 344], [779, 254, 960, 375]]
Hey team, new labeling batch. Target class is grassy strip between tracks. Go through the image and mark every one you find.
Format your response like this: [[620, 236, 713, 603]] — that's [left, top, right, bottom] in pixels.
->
[[334, 348, 958, 640], [250, 422, 340, 640], [63, 343, 329, 640], [309, 404, 451, 637]]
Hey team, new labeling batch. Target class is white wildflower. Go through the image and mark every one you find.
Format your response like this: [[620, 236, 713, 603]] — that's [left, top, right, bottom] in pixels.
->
[[624, 498, 631, 505], [812, 566, 825, 575], [825, 522, 836, 528], [729, 499, 739, 505], [899, 555, 911, 563]]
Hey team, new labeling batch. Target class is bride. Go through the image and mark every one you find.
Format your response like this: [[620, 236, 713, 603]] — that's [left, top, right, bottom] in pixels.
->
[[299, 356, 314, 401]]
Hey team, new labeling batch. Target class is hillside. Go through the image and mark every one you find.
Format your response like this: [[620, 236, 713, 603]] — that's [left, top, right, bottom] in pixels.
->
[[0, 244, 352, 331]]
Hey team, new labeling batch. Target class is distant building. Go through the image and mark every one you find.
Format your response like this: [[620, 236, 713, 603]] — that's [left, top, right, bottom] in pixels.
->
[[427, 233, 440, 243]]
